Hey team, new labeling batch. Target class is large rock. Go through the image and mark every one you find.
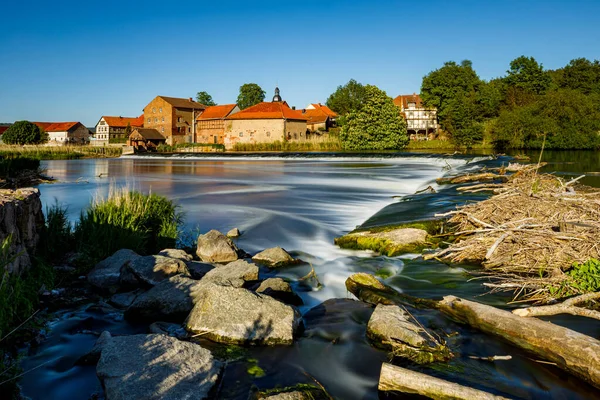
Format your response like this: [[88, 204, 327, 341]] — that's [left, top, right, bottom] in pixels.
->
[[109, 290, 142, 309], [196, 230, 239, 263], [88, 249, 141, 293], [186, 284, 302, 345], [77, 331, 112, 365], [158, 248, 193, 262], [201, 259, 258, 288], [334, 227, 429, 257], [252, 247, 297, 268], [125, 275, 204, 323], [121, 255, 189, 288], [0, 188, 44, 274], [185, 261, 215, 280], [226, 227, 241, 238], [256, 278, 303, 306], [367, 304, 451, 363], [97, 334, 221, 400]]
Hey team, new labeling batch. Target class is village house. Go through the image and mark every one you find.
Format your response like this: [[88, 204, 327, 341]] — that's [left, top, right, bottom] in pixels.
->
[[301, 103, 338, 133], [195, 104, 240, 144], [33, 122, 91, 145], [143, 96, 205, 145], [393, 94, 439, 140], [127, 128, 166, 152], [223, 88, 307, 150], [94, 115, 144, 145]]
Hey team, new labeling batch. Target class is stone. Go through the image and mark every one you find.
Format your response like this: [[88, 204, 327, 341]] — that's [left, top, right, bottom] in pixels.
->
[[149, 322, 188, 339], [125, 275, 204, 323], [77, 331, 112, 365], [109, 290, 142, 309], [96, 334, 221, 400], [158, 248, 193, 261], [121, 255, 189, 288], [256, 278, 303, 306], [0, 188, 44, 274], [226, 227, 241, 238], [196, 229, 239, 263], [186, 284, 302, 345], [335, 227, 429, 257], [252, 247, 297, 268], [185, 261, 215, 280], [88, 249, 141, 293], [201, 259, 258, 288], [263, 392, 313, 400], [367, 304, 450, 363]]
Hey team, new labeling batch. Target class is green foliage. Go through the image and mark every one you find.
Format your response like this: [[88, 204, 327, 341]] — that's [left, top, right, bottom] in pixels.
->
[[156, 143, 225, 152], [39, 202, 73, 262], [325, 79, 367, 115], [559, 58, 600, 95], [2, 121, 48, 145], [246, 358, 266, 378], [340, 85, 408, 150], [0, 145, 122, 160], [196, 91, 217, 106], [237, 83, 266, 110], [231, 140, 342, 152], [74, 189, 183, 264], [421, 60, 481, 112], [505, 56, 551, 96], [124, 122, 132, 138], [567, 259, 600, 293]]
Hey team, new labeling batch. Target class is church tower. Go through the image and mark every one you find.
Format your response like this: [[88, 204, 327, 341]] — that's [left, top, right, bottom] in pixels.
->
[[272, 87, 282, 102]]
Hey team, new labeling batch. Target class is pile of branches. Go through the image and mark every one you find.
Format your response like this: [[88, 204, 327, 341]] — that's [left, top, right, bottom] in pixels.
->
[[427, 165, 600, 303]]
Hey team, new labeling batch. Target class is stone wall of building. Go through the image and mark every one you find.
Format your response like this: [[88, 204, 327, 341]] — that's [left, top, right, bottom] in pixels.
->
[[224, 119, 286, 149], [285, 120, 308, 141], [144, 97, 174, 144], [0, 188, 44, 274]]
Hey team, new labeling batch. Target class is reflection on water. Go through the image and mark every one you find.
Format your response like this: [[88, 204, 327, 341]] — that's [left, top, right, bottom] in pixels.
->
[[20, 154, 600, 400]]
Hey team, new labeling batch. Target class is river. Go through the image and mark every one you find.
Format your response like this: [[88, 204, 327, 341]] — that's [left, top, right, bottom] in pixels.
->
[[19, 152, 600, 399]]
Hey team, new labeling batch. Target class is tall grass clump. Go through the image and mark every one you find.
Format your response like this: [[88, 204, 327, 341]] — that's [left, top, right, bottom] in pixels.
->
[[232, 139, 343, 152], [0, 145, 122, 160], [74, 188, 183, 263], [39, 202, 73, 262]]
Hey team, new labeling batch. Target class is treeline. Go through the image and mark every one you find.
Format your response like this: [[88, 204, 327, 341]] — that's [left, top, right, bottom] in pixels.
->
[[420, 57, 600, 150]]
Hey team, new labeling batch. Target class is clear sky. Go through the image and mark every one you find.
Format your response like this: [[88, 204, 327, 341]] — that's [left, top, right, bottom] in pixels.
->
[[1, 0, 599, 126]]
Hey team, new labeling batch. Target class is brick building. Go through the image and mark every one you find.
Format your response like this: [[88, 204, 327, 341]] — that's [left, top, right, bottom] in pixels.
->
[[195, 104, 240, 144], [143, 96, 205, 145]]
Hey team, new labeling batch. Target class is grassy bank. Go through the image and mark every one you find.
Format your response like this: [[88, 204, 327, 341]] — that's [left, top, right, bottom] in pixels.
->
[[232, 140, 343, 152], [0, 145, 122, 160], [406, 139, 494, 152], [157, 143, 225, 152]]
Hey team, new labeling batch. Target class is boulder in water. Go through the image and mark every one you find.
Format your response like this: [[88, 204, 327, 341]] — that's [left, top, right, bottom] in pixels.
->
[[88, 249, 141, 293], [185, 260, 215, 280], [96, 334, 221, 400], [334, 227, 429, 256], [158, 248, 193, 262], [227, 227, 241, 238], [196, 230, 239, 263], [121, 255, 189, 288], [252, 247, 297, 268], [201, 259, 258, 288], [256, 278, 303, 306]]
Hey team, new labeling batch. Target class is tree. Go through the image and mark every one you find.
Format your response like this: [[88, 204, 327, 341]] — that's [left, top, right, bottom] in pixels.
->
[[124, 122, 132, 138], [505, 56, 551, 96], [340, 85, 408, 150], [325, 79, 367, 116], [236, 83, 265, 110], [2, 121, 48, 145], [421, 60, 481, 113], [559, 58, 600, 95], [196, 91, 216, 106]]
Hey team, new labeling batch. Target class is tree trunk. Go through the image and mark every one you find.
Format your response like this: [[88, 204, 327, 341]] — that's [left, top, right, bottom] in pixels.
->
[[379, 363, 511, 399], [438, 296, 600, 388]]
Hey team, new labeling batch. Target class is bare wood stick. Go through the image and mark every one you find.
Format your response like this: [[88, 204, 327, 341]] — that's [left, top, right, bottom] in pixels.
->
[[512, 292, 600, 321], [468, 355, 513, 362], [565, 175, 586, 186], [379, 363, 511, 399], [485, 233, 509, 260], [438, 296, 600, 388]]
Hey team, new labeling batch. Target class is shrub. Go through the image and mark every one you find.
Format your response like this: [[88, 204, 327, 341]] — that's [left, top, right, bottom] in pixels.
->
[[2, 121, 48, 145], [74, 189, 183, 263], [39, 202, 73, 262]]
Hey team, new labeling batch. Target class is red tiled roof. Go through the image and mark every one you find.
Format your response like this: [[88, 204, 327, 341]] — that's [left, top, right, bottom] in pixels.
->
[[196, 104, 238, 120], [303, 108, 329, 124], [226, 102, 307, 121], [158, 96, 205, 110], [33, 122, 81, 132], [0, 126, 9, 135], [309, 103, 338, 118], [393, 94, 423, 109], [102, 116, 144, 128]]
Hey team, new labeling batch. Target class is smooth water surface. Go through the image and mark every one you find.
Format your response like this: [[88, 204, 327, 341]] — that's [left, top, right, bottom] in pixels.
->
[[20, 154, 600, 399]]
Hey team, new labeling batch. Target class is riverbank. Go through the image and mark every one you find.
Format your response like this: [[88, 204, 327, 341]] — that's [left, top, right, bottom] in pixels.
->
[[0, 145, 122, 160]]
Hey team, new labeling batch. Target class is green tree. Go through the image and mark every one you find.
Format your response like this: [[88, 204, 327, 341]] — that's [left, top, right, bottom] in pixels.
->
[[559, 58, 600, 95], [421, 60, 481, 113], [124, 122, 132, 137], [196, 91, 217, 106], [340, 85, 408, 150], [236, 83, 265, 110], [2, 121, 48, 145], [325, 79, 367, 116], [505, 56, 551, 96]]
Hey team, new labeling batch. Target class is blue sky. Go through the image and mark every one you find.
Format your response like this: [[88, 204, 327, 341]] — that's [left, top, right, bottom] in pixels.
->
[[1, 0, 599, 126]]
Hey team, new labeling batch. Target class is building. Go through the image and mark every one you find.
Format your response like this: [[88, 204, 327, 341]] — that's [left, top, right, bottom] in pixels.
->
[[302, 103, 338, 132], [128, 128, 166, 152], [143, 96, 205, 145], [393, 94, 439, 140], [223, 88, 307, 150], [94, 115, 144, 145], [33, 122, 91, 145], [195, 104, 240, 144]]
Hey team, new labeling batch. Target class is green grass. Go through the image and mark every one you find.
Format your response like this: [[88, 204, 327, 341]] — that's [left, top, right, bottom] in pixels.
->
[[74, 188, 183, 265], [232, 140, 343, 152], [406, 139, 494, 151], [0, 145, 122, 160], [157, 143, 225, 152]]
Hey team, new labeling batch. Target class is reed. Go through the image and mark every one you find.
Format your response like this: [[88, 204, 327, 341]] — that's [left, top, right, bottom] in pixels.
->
[[232, 139, 343, 152], [74, 187, 183, 263], [0, 145, 122, 160]]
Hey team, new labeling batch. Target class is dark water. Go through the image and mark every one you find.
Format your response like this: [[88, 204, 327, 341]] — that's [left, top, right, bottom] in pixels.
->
[[19, 153, 600, 399]]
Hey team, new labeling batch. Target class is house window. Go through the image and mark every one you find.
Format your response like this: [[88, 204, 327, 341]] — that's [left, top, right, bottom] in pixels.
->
[[239, 132, 243, 137], [250, 132, 253, 137], [159, 107, 162, 113], [152, 108, 156, 113], [154, 118, 158, 123], [266, 132, 270, 137], [162, 117, 164, 122], [161, 127, 164, 133], [147, 118, 151, 123]]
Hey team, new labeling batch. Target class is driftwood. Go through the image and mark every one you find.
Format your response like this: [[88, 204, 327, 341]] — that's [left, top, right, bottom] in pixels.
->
[[378, 363, 511, 399], [512, 292, 600, 321], [345, 273, 437, 309], [436, 173, 508, 185], [437, 296, 600, 389]]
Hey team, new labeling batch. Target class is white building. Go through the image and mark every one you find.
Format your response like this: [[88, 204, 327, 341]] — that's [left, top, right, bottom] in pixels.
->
[[34, 122, 91, 145], [393, 94, 439, 140], [94, 115, 144, 145]]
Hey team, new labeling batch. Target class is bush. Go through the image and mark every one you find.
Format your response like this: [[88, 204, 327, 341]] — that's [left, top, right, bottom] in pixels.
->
[[2, 121, 48, 145], [74, 189, 183, 263], [39, 202, 73, 262]]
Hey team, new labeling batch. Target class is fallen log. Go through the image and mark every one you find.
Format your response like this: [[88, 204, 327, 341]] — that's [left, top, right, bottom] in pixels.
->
[[436, 173, 508, 185], [512, 292, 600, 321], [378, 363, 511, 399], [437, 296, 600, 388]]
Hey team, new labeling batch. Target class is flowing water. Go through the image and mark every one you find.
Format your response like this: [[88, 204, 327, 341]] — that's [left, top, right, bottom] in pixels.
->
[[19, 153, 600, 399]]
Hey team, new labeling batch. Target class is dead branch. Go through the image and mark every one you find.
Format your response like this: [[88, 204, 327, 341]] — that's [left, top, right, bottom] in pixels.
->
[[512, 292, 600, 320]]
